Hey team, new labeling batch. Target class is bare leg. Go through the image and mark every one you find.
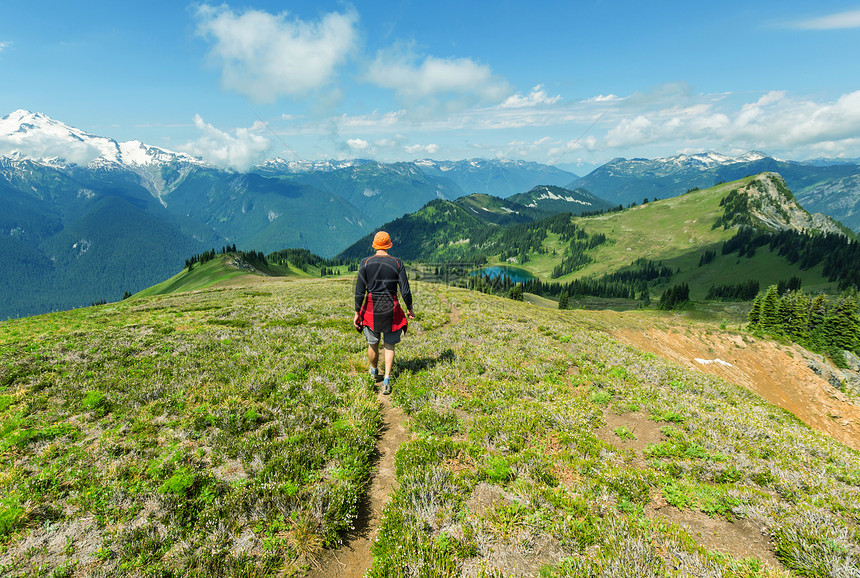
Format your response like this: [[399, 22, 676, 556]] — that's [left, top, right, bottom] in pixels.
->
[[383, 343, 395, 377], [368, 343, 379, 371]]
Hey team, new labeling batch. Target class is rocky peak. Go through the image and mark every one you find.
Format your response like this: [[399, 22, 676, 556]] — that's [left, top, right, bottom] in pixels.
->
[[742, 172, 844, 236]]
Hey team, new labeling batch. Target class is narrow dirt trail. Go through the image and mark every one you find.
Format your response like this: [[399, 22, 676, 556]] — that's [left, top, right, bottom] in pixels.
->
[[437, 291, 461, 325], [312, 391, 410, 578], [312, 289, 460, 577]]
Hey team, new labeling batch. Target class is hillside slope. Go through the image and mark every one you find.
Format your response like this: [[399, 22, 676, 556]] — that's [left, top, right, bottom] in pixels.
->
[[554, 172, 846, 298], [1, 276, 859, 576], [339, 173, 849, 302]]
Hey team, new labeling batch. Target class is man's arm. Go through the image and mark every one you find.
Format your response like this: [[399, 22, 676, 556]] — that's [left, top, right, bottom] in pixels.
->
[[354, 260, 368, 330], [355, 260, 367, 312], [398, 259, 415, 317]]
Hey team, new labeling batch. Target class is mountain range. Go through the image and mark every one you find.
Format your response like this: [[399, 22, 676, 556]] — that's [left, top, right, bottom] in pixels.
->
[[569, 151, 860, 230], [3, 109, 860, 318]]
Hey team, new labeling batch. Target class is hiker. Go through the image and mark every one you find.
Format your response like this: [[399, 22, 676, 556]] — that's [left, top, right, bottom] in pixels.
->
[[353, 231, 415, 395]]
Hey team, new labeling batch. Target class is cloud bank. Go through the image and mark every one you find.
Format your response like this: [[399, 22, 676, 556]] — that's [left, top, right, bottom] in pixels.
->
[[182, 115, 270, 171], [195, 4, 359, 103], [365, 50, 511, 114]]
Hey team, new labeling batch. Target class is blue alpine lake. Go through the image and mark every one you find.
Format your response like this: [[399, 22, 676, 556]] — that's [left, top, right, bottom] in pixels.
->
[[472, 265, 536, 283]]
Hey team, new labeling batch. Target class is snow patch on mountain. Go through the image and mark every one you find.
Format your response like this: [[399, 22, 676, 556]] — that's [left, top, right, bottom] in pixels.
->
[[524, 186, 592, 207], [659, 151, 770, 169]]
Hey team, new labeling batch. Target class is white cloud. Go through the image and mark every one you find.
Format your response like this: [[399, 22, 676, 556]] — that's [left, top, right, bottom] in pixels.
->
[[194, 4, 358, 103], [0, 41, 9, 54], [240, 80, 860, 164], [501, 85, 561, 108], [366, 50, 511, 109], [788, 9, 860, 29], [405, 143, 440, 155], [336, 111, 404, 132], [606, 115, 655, 148], [347, 138, 368, 150], [726, 90, 860, 147], [181, 115, 270, 171], [0, 133, 102, 165], [588, 94, 620, 102]]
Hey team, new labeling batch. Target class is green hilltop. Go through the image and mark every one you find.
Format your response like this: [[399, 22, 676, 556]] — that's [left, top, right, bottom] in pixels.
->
[[136, 249, 353, 299], [1, 273, 859, 576]]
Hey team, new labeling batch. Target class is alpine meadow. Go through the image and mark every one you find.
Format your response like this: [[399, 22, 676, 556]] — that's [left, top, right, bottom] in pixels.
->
[[2, 168, 860, 575], [4, 1, 860, 575]]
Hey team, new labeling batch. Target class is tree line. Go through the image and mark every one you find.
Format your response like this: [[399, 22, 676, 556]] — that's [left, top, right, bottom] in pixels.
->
[[184, 245, 238, 270], [720, 227, 858, 290], [748, 286, 860, 366]]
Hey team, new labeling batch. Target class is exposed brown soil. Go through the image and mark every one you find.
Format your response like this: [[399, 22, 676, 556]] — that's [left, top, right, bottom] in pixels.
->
[[311, 390, 410, 578], [613, 327, 860, 451], [595, 409, 666, 467], [647, 501, 782, 570], [594, 409, 783, 570]]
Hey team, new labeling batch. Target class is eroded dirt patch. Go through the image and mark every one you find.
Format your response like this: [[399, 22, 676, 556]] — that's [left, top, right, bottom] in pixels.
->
[[647, 502, 781, 571], [595, 409, 666, 466], [595, 410, 784, 571], [614, 328, 860, 451]]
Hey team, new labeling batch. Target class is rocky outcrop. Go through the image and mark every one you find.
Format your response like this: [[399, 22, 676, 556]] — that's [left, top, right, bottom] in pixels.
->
[[743, 173, 845, 236], [803, 349, 860, 399]]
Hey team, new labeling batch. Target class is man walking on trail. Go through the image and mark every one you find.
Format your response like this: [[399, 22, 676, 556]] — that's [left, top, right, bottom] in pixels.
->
[[354, 231, 415, 395]]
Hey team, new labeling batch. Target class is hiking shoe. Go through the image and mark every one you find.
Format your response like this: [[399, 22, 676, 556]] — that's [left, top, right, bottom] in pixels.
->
[[382, 376, 391, 395], [369, 367, 382, 382]]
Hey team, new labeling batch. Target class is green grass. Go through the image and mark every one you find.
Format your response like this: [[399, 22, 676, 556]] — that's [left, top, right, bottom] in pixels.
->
[[134, 254, 252, 297], [561, 181, 743, 280], [1, 275, 859, 576], [0, 277, 381, 575]]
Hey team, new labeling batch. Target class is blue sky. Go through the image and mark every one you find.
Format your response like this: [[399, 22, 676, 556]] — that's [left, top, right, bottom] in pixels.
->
[[2, 0, 860, 172]]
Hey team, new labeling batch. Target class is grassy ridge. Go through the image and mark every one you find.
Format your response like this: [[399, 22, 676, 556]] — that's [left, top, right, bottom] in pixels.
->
[[134, 255, 254, 297], [565, 182, 740, 279], [523, 178, 837, 297], [1, 277, 859, 576]]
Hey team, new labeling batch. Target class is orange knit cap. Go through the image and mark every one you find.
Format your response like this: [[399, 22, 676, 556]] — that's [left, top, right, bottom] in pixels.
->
[[372, 231, 393, 250]]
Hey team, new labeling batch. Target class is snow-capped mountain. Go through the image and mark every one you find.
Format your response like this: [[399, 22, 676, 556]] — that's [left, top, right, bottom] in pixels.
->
[[576, 151, 808, 202], [257, 157, 371, 174], [0, 109, 202, 168], [415, 158, 578, 198], [655, 151, 771, 169], [590, 151, 774, 180]]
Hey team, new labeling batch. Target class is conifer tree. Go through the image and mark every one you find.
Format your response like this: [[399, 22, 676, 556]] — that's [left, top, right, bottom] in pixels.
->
[[758, 285, 781, 331], [748, 293, 763, 327], [640, 287, 651, 307], [825, 295, 860, 352], [808, 294, 828, 349], [788, 291, 810, 341], [558, 290, 569, 310]]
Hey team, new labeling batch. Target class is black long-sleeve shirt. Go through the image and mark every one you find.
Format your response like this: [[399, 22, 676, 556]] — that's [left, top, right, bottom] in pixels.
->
[[354, 254, 412, 312]]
